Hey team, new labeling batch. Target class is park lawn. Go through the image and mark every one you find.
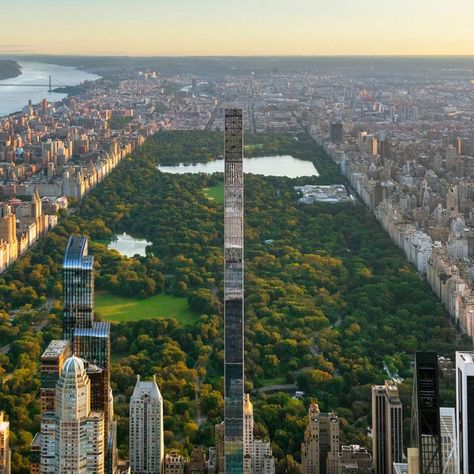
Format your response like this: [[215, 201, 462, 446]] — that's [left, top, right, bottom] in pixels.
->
[[95, 292, 197, 324], [261, 376, 287, 386], [244, 143, 264, 151], [203, 183, 224, 203]]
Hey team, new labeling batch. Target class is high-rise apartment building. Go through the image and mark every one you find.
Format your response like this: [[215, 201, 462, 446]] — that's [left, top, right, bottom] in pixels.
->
[[63, 235, 113, 465], [330, 121, 343, 144], [0, 412, 11, 474], [244, 394, 254, 457], [340, 445, 372, 473], [455, 352, 474, 474], [439, 407, 458, 474], [129, 375, 164, 474], [40, 355, 105, 473], [372, 380, 404, 474], [224, 108, 245, 474], [75, 322, 111, 430], [301, 403, 341, 474], [251, 441, 275, 474], [63, 236, 94, 341], [241, 394, 275, 474], [40, 340, 71, 415], [411, 352, 442, 474]]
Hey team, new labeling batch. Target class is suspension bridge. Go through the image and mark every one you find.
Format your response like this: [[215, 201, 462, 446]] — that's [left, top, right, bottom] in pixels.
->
[[0, 76, 73, 93]]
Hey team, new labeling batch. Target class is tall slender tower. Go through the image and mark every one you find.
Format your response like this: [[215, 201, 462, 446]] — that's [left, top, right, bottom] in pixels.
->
[[224, 108, 244, 474]]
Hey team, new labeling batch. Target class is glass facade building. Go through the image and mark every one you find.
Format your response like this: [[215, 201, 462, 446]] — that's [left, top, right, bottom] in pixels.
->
[[63, 236, 94, 341], [224, 109, 244, 474]]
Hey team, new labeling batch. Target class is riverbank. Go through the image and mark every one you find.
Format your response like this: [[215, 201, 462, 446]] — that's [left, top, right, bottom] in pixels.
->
[[0, 60, 21, 81], [0, 61, 100, 117]]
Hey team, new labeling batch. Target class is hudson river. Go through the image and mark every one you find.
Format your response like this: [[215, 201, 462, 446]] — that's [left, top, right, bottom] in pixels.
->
[[0, 61, 100, 117]]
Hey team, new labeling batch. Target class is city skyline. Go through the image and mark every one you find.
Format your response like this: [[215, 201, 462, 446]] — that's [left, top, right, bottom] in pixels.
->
[[1, 0, 474, 56]]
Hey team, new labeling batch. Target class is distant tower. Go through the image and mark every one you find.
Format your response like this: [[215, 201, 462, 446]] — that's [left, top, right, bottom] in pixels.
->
[[329, 121, 343, 144], [372, 380, 404, 474], [224, 108, 245, 474], [0, 412, 11, 474], [63, 236, 94, 341], [411, 352, 442, 474], [41, 356, 105, 473], [301, 403, 341, 474], [129, 375, 164, 474]]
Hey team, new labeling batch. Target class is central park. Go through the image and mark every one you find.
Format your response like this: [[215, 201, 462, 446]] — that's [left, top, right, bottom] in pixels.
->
[[0, 130, 467, 472]]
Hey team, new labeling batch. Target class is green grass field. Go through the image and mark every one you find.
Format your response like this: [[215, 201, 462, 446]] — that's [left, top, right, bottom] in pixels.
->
[[244, 143, 264, 151], [95, 292, 197, 324], [203, 183, 224, 203]]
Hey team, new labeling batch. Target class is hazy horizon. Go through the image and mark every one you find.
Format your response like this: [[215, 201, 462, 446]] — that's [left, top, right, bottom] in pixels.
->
[[2, 0, 474, 56]]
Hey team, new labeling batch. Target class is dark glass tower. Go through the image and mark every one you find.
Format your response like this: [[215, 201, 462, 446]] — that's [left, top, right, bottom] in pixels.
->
[[411, 352, 442, 474], [224, 108, 244, 474], [63, 236, 94, 341]]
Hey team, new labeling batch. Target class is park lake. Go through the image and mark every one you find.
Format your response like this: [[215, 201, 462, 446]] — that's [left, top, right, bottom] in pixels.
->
[[158, 155, 319, 178], [108, 233, 151, 258]]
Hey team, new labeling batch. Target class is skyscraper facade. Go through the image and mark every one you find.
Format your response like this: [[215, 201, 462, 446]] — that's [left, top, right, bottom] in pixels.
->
[[0, 412, 11, 474], [40, 355, 105, 473], [40, 340, 71, 415], [439, 407, 458, 474], [372, 380, 404, 474], [74, 322, 111, 430], [129, 375, 164, 474], [244, 394, 254, 458], [411, 352, 442, 474], [242, 394, 275, 474], [63, 236, 94, 341], [224, 108, 244, 474], [301, 403, 341, 474], [455, 351, 474, 474]]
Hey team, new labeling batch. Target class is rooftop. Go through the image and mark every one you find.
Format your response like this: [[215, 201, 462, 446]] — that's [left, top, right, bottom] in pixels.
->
[[41, 340, 70, 359], [63, 235, 94, 270]]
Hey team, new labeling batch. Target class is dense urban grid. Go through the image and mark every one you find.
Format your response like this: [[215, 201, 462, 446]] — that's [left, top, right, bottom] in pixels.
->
[[0, 57, 474, 473]]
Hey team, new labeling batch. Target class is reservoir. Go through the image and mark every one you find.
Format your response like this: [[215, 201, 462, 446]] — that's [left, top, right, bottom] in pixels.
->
[[108, 233, 151, 258], [158, 155, 319, 178], [0, 61, 100, 117]]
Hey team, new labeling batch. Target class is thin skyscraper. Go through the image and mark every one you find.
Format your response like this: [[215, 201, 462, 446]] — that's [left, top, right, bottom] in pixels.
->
[[224, 108, 245, 474]]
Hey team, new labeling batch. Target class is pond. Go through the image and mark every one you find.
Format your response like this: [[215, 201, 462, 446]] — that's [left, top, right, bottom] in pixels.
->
[[108, 233, 151, 258], [158, 155, 319, 178]]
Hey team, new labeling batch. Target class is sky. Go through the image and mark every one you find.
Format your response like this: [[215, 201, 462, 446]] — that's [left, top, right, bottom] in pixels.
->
[[1, 0, 474, 56]]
